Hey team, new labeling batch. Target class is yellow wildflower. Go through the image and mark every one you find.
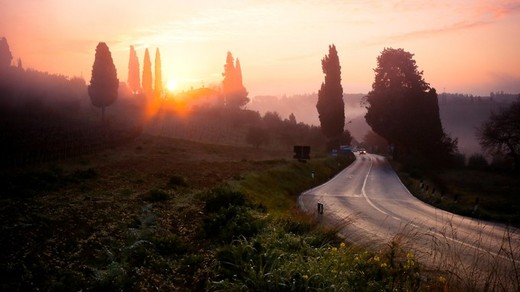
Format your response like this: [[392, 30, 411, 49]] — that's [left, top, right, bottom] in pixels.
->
[[340, 242, 346, 249], [439, 276, 446, 284]]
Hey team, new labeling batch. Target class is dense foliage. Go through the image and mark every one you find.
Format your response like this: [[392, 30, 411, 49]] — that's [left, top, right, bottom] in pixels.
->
[[364, 48, 456, 163], [88, 42, 119, 122], [478, 97, 520, 170], [316, 44, 346, 149]]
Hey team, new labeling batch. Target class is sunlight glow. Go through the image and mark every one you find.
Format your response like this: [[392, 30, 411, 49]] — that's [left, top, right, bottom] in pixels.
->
[[167, 80, 177, 92]]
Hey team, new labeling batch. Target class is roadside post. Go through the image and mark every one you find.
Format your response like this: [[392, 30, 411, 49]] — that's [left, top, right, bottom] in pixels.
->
[[317, 202, 324, 215]]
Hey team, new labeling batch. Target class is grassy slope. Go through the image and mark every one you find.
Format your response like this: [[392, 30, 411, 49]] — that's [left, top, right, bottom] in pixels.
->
[[0, 136, 459, 291], [395, 164, 520, 228]]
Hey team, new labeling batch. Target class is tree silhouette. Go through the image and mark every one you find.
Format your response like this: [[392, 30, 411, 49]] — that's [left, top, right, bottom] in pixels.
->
[[316, 44, 345, 150], [364, 48, 456, 161], [478, 97, 520, 170], [154, 48, 163, 98], [0, 37, 13, 68], [222, 52, 248, 108], [88, 42, 118, 123], [127, 46, 141, 94], [142, 48, 153, 98]]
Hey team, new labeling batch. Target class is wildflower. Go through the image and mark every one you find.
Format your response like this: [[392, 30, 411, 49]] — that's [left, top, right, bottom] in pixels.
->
[[354, 256, 360, 262], [331, 247, 338, 253], [439, 276, 446, 284], [380, 263, 387, 268], [373, 256, 380, 262], [303, 275, 309, 281], [340, 242, 346, 249]]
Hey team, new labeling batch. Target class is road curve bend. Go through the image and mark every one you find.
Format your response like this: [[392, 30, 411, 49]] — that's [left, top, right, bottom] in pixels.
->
[[299, 153, 520, 289]]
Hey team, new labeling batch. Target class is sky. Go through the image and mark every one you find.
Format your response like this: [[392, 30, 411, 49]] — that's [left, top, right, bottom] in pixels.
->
[[1, 0, 520, 97]]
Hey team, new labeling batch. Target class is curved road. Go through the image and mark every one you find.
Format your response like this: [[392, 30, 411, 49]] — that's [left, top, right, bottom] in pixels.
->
[[299, 153, 520, 290]]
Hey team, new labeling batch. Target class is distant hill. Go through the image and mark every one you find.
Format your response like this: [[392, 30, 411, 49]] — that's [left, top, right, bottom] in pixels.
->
[[249, 92, 519, 156]]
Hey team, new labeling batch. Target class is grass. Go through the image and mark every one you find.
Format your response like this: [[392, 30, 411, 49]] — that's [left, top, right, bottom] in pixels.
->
[[235, 156, 354, 216], [395, 163, 520, 227]]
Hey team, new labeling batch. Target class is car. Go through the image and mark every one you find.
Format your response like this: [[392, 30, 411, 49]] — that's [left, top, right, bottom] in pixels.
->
[[359, 149, 367, 154]]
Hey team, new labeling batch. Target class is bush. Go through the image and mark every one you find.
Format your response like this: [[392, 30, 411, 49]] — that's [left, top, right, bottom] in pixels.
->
[[151, 233, 187, 256], [141, 189, 170, 202], [203, 205, 263, 243], [203, 187, 246, 213], [167, 175, 188, 188]]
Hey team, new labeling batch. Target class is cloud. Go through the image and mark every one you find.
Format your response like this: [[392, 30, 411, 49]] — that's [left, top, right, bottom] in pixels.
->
[[372, 19, 491, 45]]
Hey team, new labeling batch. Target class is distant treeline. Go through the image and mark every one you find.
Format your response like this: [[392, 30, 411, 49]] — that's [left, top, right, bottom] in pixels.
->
[[0, 66, 142, 168]]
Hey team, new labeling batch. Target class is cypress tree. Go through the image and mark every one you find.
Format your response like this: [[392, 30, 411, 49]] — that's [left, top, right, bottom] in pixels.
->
[[88, 42, 119, 123], [154, 48, 163, 98], [316, 44, 345, 149], [142, 48, 153, 98], [222, 52, 248, 108], [127, 46, 141, 94], [0, 37, 13, 68]]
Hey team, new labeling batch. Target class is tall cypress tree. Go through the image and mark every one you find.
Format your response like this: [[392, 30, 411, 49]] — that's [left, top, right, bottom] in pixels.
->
[[222, 52, 248, 108], [316, 44, 345, 149], [154, 48, 163, 98], [142, 48, 153, 98], [0, 37, 13, 68], [88, 42, 119, 123], [127, 46, 141, 94]]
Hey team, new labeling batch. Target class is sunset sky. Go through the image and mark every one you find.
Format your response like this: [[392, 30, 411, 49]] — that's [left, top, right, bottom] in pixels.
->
[[1, 0, 519, 97]]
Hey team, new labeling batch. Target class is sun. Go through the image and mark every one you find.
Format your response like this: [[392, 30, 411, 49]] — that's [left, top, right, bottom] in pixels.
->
[[166, 80, 177, 91]]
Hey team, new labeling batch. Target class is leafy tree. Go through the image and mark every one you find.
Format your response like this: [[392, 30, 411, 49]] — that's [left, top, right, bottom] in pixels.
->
[[142, 48, 153, 97], [0, 37, 12, 68], [246, 126, 270, 148], [88, 42, 118, 122], [127, 46, 141, 94], [154, 48, 163, 97], [222, 52, 248, 108], [364, 48, 456, 161], [478, 97, 520, 170], [316, 44, 345, 150]]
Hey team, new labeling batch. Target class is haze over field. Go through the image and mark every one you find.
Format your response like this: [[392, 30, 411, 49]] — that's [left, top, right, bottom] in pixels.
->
[[2, 0, 520, 97]]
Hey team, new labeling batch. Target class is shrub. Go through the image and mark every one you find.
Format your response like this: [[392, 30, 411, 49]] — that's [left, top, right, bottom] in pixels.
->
[[151, 233, 187, 256], [141, 189, 170, 202], [203, 205, 263, 243], [167, 175, 188, 188], [203, 187, 246, 213]]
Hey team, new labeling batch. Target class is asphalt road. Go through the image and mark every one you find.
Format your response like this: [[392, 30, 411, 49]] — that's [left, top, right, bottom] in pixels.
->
[[299, 153, 520, 290]]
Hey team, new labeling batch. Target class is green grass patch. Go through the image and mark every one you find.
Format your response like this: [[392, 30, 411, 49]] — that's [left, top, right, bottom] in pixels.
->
[[395, 163, 520, 227], [236, 155, 354, 216]]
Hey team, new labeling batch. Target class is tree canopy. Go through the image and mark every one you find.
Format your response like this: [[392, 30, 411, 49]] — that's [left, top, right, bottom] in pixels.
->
[[222, 52, 248, 108], [127, 46, 141, 94], [478, 97, 520, 170], [88, 42, 118, 122], [316, 44, 345, 149], [364, 48, 456, 161]]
